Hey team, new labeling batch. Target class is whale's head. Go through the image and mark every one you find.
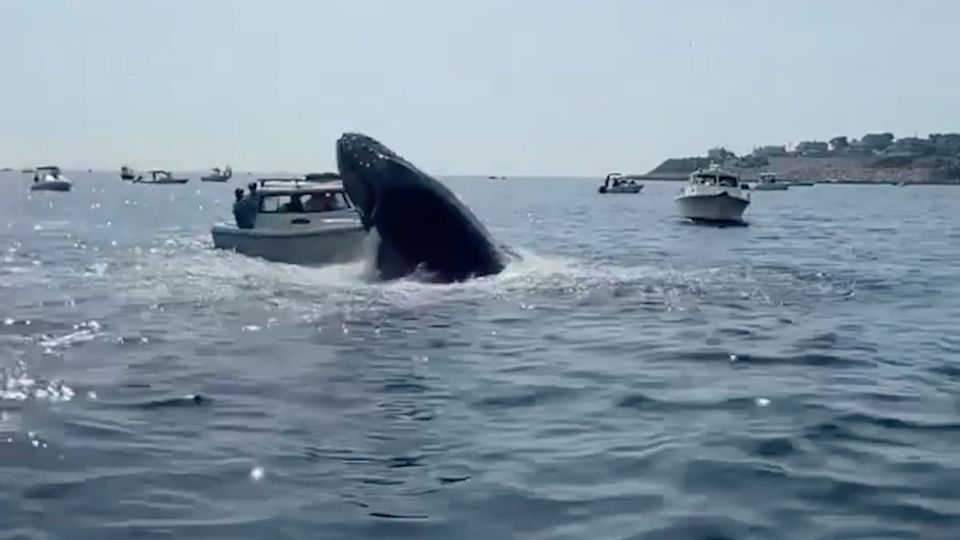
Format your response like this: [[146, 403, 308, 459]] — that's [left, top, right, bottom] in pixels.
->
[[336, 132, 421, 230], [335, 132, 507, 282]]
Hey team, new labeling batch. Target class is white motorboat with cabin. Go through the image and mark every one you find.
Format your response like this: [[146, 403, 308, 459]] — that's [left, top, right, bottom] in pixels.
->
[[29, 166, 73, 192], [751, 172, 789, 191], [598, 172, 643, 193], [201, 165, 233, 182], [675, 165, 751, 223], [210, 176, 366, 265], [134, 170, 189, 185]]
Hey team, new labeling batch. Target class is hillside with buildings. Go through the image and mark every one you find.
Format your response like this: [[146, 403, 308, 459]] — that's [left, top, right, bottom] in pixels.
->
[[643, 132, 960, 184]]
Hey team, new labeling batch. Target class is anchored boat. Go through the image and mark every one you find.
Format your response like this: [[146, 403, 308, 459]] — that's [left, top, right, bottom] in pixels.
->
[[29, 166, 73, 192], [751, 172, 790, 191], [134, 170, 189, 185], [675, 165, 750, 224], [201, 165, 233, 182], [598, 172, 643, 194]]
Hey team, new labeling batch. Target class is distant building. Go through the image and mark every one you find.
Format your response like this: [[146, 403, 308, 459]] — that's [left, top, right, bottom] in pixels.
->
[[860, 133, 895, 153], [752, 145, 788, 157], [846, 139, 875, 156], [796, 141, 829, 157], [829, 136, 849, 153], [886, 137, 934, 157], [929, 133, 960, 155], [707, 147, 736, 162]]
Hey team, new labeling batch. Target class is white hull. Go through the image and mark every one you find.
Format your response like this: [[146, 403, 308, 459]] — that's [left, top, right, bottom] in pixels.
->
[[676, 193, 749, 223], [135, 180, 188, 185], [601, 184, 643, 194], [751, 183, 789, 191], [31, 178, 73, 192], [211, 223, 366, 265]]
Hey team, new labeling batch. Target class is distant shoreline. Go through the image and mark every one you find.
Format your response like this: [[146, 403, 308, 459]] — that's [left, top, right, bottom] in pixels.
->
[[625, 173, 960, 186]]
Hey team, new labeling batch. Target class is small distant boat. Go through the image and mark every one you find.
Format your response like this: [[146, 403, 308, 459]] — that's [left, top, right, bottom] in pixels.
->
[[120, 165, 137, 181], [134, 169, 189, 185], [201, 165, 233, 182], [1, 167, 13, 172], [599, 172, 643, 194], [211, 175, 366, 265], [29, 165, 73, 192], [675, 165, 750, 224], [750, 172, 789, 191]]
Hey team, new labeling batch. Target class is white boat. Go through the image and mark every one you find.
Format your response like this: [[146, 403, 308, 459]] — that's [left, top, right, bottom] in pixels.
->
[[598, 172, 643, 193], [675, 165, 751, 224], [134, 170, 189, 185], [751, 172, 789, 191], [201, 165, 232, 182], [29, 166, 73, 192], [211, 176, 366, 265]]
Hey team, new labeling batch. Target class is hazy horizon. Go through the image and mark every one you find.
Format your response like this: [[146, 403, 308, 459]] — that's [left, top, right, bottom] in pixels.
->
[[2, 0, 958, 175]]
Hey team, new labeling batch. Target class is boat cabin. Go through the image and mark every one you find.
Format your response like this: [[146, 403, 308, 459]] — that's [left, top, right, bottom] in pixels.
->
[[603, 172, 638, 187], [35, 165, 62, 178], [690, 168, 741, 188], [249, 177, 359, 229]]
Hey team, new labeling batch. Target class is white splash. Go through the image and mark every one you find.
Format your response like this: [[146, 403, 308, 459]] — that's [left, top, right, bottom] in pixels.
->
[[37, 320, 104, 349], [1, 361, 75, 402]]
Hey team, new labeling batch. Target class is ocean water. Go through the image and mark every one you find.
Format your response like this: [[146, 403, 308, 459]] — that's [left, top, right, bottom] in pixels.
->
[[1, 171, 958, 539]]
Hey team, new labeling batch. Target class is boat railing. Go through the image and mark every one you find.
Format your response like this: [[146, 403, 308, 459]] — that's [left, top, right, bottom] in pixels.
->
[[258, 175, 343, 188], [258, 176, 306, 187], [302, 172, 341, 182]]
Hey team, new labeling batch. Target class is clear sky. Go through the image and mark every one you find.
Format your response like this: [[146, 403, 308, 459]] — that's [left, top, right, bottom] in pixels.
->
[[2, 0, 958, 175]]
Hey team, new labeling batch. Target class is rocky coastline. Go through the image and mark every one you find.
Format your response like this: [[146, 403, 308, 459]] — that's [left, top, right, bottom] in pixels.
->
[[636, 133, 960, 185]]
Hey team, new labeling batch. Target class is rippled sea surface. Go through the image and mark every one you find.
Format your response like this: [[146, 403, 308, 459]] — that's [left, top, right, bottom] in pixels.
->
[[2, 171, 959, 539]]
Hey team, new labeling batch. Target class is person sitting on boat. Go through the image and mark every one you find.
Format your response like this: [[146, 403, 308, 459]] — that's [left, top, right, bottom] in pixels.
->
[[322, 193, 343, 211], [232, 188, 256, 229], [304, 194, 326, 212], [282, 194, 304, 213]]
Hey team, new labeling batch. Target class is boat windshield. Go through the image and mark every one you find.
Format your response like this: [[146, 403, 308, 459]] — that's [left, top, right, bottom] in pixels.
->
[[717, 175, 738, 186], [260, 192, 352, 213], [694, 173, 738, 187]]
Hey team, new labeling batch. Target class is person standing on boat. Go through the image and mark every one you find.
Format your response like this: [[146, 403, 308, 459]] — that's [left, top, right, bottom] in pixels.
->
[[245, 182, 261, 225], [233, 188, 256, 229]]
